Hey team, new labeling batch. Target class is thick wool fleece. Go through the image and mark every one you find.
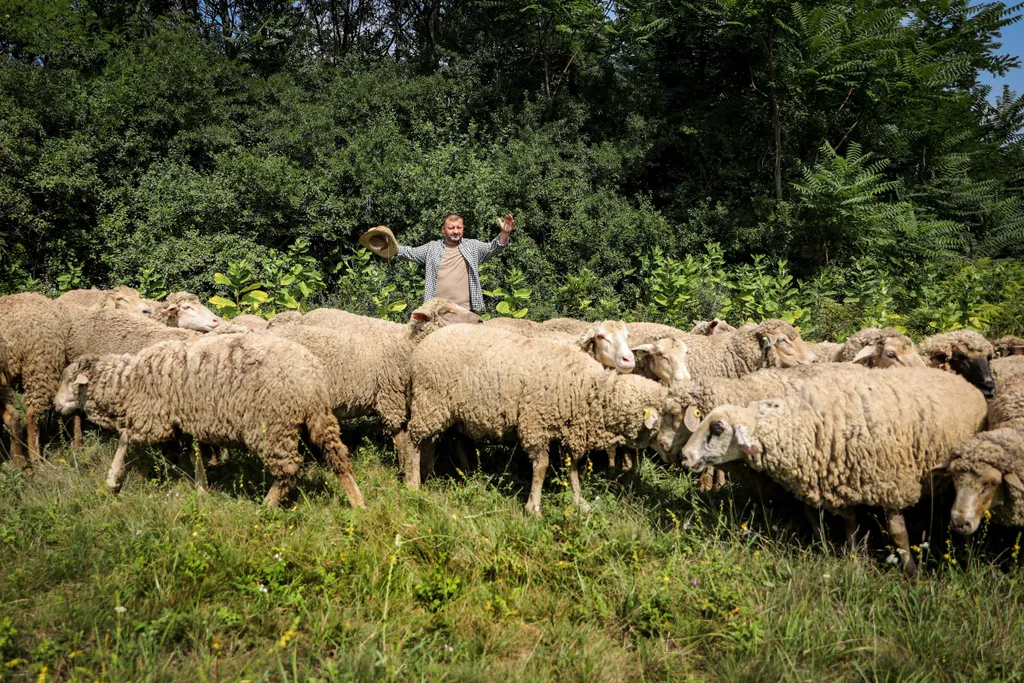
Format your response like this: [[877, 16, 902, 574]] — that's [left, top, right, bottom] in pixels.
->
[[993, 356, 1024, 386], [989, 374, 1024, 429], [918, 330, 994, 367], [835, 327, 918, 363], [484, 317, 543, 334], [267, 310, 303, 328], [67, 309, 199, 362], [408, 326, 668, 456], [807, 341, 842, 363], [57, 286, 144, 310], [626, 322, 688, 345], [0, 292, 71, 420], [633, 319, 810, 379], [724, 367, 987, 511], [993, 336, 1024, 357], [541, 318, 591, 335], [949, 429, 1024, 526], [230, 314, 269, 331], [150, 292, 203, 327], [298, 307, 399, 331], [65, 334, 362, 505]]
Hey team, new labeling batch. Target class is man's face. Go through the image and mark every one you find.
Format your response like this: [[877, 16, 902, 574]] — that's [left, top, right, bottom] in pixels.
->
[[442, 216, 464, 244]]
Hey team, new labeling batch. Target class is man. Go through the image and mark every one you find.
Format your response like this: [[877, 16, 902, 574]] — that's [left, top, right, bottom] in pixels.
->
[[388, 212, 515, 312]]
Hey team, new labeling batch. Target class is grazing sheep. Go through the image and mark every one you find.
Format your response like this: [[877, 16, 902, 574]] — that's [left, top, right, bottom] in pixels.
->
[[406, 325, 682, 513], [0, 293, 71, 467], [834, 327, 924, 368], [988, 374, 1024, 430], [678, 366, 988, 576], [945, 429, 1024, 534], [633, 337, 691, 387], [484, 317, 541, 333], [489, 318, 637, 374], [53, 334, 365, 509], [690, 319, 737, 335], [267, 310, 304, 328], [993, 336, 1024, 357], [992, 356, 1024, 387], [230, 314, 269, 331], [806, 341, 842, 363], [270, 298, 482, 477], [58, 286, 152, 318], [151, 292, 222, 332], [625, 322, 687, 344], [918, 330, 995, 398], [632, 319, 817, 379]]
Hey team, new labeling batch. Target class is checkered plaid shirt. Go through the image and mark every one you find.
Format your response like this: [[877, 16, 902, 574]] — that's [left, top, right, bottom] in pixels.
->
[[396, 237, 508, 311]]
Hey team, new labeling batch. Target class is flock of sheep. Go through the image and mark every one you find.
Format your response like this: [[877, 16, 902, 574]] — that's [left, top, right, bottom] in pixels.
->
[[1, 286, 1023, 578]]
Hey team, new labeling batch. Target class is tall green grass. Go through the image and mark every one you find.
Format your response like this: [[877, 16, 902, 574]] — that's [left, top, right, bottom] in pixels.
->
[[2, 433, 1024, 681]]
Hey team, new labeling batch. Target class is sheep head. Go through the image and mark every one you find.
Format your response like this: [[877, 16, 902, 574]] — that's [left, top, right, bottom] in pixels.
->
[[919, 331, 995, 398], [754, 320, 818, 367], [160, 292, 222, 332], [633, 337, 689, 386], [103, 286, 152, 318], [690, 318, 737, 336], [580, 321, 635, 373], [408, 298, 482, 341], [678, 404, 760, 471], [946, 430, 1024, 534], [850, 334, 923, 369], [54, 358, 96, 415]]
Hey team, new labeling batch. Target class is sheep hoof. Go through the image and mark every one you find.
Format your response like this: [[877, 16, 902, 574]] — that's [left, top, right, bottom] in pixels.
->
[[578, 501, 592, 513], [524, 502, 541, 516]]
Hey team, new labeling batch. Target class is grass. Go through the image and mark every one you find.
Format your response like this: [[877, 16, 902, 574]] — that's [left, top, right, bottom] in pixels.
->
[[3, 427, 1024, 682]]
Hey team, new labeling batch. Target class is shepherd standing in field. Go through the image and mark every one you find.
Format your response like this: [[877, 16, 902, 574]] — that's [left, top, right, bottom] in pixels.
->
[[361, 213, 515, 312]]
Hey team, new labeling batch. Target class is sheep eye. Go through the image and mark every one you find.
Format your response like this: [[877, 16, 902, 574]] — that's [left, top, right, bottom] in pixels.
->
[[710, 420, 725, 437], [886, 351, 897, 358]]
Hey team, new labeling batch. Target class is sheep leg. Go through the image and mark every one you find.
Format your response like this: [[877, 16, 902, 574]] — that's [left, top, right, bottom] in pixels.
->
[[714, 467, 727, 490], [1, 389, 27, 469], [524, 443, 549, 516], [25, 406, 41, 465], [263, 478, 293, 508], [106, 434, 131, 493], [885, 509, 917, 579], [840, 509, 859, 554], [189, 443, 208, 494], [566, 453, 591, 512], [698, 467, 715, 492], [73, 414, 83, 449], [403, 433, 429, 489]]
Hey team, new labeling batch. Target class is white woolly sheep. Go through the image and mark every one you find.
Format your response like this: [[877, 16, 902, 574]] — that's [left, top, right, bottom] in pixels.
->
[[540, 317, 591, 335], [0, 293, 71, 467], [631, 319, 817, 379], [992, 356, 1024, 387], [53, 334, 365, 509], [406, 325, 683, 513], [58, 286, 152, 318], [690, 319, 737, 335], [945, 429, 1024, 535], [806, 341, 842, 363], [917, 330, 995, 398], [678, 366, 988, 576], [267, 310, 304, 328], [150, 292, 222, 332], [988, 373, 1024, 430], [230, 314, 269, 330], [488, 318, 636, 374], [270, 298, 482, 478], [834, 327, 924, 368]]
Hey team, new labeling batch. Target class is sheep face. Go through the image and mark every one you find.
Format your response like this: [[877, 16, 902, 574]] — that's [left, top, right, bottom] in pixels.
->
[[54, 361, 91, 415], [949, 462, 1024, 535], [581, 321, 635, 373], [170, 300, 221, 332], [758, 329, 818, 367], [851, 339, 924, 369], [678, 405, 760, 471], [647, 403, 689, 462], [690, 319, 737, 336], [634, 338, 689, 386], [409, 299, 483, 339], [104, 288, 152, 318], [942, 346, 996, 399]]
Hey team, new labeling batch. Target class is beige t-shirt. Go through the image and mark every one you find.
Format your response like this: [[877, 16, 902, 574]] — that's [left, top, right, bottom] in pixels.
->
[[434, 244, 471, 309]]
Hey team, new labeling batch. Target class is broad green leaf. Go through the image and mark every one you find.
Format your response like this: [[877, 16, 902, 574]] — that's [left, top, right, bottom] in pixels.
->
[[496, 301, 511, 314]]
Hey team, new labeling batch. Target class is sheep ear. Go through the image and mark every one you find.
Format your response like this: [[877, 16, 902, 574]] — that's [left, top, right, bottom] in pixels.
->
[[580, 328, 597, 351], [73, 373, 89, 386], [642, 407, 660, 431], [760, 333, 784, 349], [1004, 472, 1024, 492], [852, 345, 877, 365], [951, 344, 969, 359], [165, 303, 179, 314], [410, 308, 433, 323], [708, 319, 720, 331], [930, 461, 950, 472], [683, 405, 703, 431], [734, 424, 761, 456], [631, 343, 654, 355]]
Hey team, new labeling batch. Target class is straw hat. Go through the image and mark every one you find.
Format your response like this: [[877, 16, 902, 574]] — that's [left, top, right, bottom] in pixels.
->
[[359, 225, 399, 259]]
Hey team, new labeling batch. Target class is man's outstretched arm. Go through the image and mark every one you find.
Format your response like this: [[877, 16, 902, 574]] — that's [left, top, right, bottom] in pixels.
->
[[396, 242, 431, 264], [476, 214, 515, 264]]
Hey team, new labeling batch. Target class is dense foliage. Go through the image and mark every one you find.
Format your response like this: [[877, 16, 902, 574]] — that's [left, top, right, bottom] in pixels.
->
[[1, 0, 1022, 338]]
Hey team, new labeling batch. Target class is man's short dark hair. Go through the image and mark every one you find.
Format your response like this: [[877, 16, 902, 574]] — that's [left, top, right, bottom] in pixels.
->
[[443, 212, 463, 223]]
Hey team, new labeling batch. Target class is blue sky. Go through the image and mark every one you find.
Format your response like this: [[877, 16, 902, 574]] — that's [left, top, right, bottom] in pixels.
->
[[975, 2, 1024, 99]]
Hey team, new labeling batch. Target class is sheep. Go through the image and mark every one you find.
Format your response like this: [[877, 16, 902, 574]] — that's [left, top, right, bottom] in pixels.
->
[[988, 373, 1024, 430], [150, 292, 222, 332], [806, 341, 842, 363], [0, 293, 71, 467], [625, 322, 687, 344], [488, 318, 637, 374], [993, 335, 1024, 357], [53, 334, 366, 509], [267, 310, 304, 328], [992, 356, 1024, 387], [678, 366, 988, 576], [945, 429, 1024, 535], [631, 319, 817, 379], [690, 319, 737, 335], [269, 298, 482, 478], [918, 330, 995, 398], [57, 286, 153, 318], [541, 318, 591, 335], [484, 317, 541, 333], [834, 327, 924, 368], [230, 314, 269, 331], [633, 337, 691, 387], [406, 325, 683, 513]]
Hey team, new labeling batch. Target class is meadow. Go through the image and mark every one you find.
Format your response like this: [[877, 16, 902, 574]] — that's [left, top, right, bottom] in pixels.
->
[[3, 427, 1024, 682]]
